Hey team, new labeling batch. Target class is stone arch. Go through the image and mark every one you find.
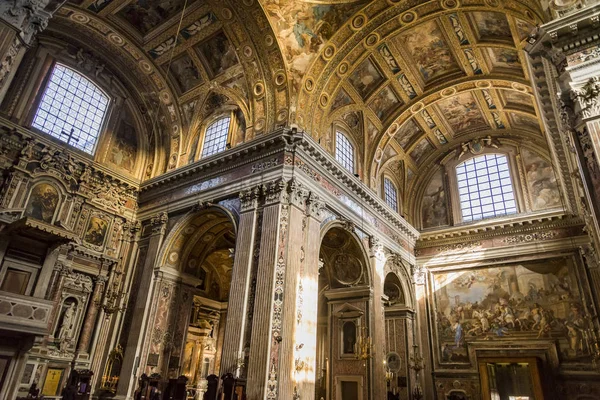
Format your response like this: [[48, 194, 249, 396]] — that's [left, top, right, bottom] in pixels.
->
[[319, 221, 372, 288], [157, 205, 238, 301]]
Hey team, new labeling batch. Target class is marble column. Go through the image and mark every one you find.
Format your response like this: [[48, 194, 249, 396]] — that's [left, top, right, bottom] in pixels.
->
[[246, 180, 288, 399], [77, 275, 107, 353], [414, 265, 432, 400], [368, 238, 387, 400], [276, 180, 308, 400], [296, 192, 324, 399], [116, 212, 168, 399], [0, 0, 64, 103], [220, 186, 260, 377]]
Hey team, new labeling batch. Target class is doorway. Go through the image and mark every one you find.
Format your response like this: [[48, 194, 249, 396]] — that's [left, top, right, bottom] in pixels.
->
[[478, 358, 544, 400]]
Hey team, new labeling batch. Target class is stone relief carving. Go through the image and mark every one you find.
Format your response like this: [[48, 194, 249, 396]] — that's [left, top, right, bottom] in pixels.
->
[[457, 136, 499, 160]]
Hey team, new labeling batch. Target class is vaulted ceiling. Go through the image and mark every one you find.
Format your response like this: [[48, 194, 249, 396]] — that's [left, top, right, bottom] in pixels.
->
[[47, 0, 549, 194]]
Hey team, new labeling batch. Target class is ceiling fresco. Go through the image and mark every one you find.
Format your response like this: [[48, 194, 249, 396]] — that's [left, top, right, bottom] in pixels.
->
[[50, 0, 547, 212]]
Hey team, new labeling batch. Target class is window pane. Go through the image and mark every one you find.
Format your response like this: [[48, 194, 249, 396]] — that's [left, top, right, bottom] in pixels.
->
[[335, 131, 355, 173], [201, 116, 231, 158], [456, 154, 517, 222], [31, 64, 109, 154], [384, 178, 398, 212]]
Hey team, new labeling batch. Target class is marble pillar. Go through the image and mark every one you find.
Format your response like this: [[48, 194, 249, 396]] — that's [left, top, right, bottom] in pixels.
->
[[77, 275, 107, 353], [116, 213, 168, 399], [220, 187, 260, 376], [369, 239, 387, 400], [246, 181, 288, 399], [296, 193, 324, 399]]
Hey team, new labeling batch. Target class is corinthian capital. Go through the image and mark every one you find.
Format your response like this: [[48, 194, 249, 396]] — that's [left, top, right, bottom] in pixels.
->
[[306, 192, 324, 220], [287, 178, 309, 209], [150, 212, 168, 235], [239, 186, 260, 212], [262, 179, 288, 205], [571, 77, 600, 120]]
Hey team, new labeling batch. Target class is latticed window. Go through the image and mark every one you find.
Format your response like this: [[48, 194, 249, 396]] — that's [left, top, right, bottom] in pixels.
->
[[201, 116, 231, 158], [384, 177, 399, 212], [456, 154, 517, 222], [32, 64, 109, 154], [335, 131, 354, 173]]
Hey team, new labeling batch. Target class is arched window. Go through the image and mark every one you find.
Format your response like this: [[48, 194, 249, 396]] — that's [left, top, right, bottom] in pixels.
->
[[32, 64, 109, 154], [383, 177, 399, 212], [335, 131, 354, 173], [201, 116, 231, 158], [456, 154, 516, 222]]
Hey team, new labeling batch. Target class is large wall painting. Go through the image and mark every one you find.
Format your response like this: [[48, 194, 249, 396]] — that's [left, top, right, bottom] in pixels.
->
[[25, 183, 60, 223], [421, 169, 448, 228], [395, 119, 422, 149], [487, 48, 522, 72], [469, 12, 512, 42], [521, 148, 561, 210], [261, 0, 367, 87], [369, 85, 402, 121], [433, 258, 591, 365]]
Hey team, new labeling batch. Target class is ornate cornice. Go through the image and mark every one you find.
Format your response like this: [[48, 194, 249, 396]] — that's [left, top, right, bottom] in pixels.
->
[[140, 127, 419, 242], [417, 211, 584, 246]]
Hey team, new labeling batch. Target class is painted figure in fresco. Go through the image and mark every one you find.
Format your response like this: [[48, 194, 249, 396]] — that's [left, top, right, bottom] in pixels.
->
[[452, 320, 463, 348]]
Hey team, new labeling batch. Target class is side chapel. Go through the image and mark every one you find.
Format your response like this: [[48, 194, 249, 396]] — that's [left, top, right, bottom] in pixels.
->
[[0, 0, 600, 399]]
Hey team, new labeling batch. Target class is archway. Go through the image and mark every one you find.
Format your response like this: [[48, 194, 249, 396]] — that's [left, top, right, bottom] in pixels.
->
[[315, 225, 371, 400], [155, 207, 237, 398]]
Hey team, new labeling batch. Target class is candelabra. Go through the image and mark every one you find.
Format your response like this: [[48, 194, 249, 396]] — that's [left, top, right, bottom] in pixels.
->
[[409, 344, 424, 375], [409, 344, 425, 400], [354, 326, 373, 361], [97, 281, 127, 316], [589, 328, 600, 371]]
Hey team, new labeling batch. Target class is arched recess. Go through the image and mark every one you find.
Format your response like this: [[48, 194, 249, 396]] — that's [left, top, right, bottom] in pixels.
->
[[382, 257, 416, 399], [1, 31, 163, 181], [148, 205, 238, 395], [183, 90, 250, 164], [409, 136, 565, 230], [315, 223, 373, 400]]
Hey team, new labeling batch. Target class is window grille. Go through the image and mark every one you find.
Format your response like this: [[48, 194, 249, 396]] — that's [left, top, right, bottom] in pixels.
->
[[335, 131, 355, 173], [32, 64, 109, 154], [384, 177, 399, 212], [201, 116, 231, 158], [456, 154, 517, 222]]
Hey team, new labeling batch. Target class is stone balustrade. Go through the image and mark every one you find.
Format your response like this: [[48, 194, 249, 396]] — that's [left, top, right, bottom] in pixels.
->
[[0, 290, 54, 336]]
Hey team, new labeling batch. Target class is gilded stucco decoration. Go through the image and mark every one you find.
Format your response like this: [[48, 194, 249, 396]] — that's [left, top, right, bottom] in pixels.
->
[[43, 0, 290, 176]]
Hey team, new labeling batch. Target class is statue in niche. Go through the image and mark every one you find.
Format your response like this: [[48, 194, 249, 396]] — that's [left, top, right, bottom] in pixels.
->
[[57, 300, 78, 350], [58, 302, 75, 340], [342, 321, 357, 354]]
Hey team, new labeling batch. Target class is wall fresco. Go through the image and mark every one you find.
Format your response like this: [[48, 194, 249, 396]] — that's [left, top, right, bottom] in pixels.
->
[[433, 258, 591, 364]]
